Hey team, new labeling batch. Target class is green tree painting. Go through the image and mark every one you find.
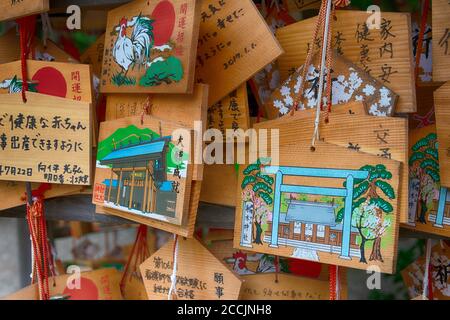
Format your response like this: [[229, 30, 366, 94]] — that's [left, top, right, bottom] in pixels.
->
[[409, 133, 440, 224], [337, 165, 395, 263], [241, 159, 274, 245], [139, 56, 183, 87]]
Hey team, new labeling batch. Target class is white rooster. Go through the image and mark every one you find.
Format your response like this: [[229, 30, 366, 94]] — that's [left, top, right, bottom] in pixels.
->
[[112, 14, 154, 75]]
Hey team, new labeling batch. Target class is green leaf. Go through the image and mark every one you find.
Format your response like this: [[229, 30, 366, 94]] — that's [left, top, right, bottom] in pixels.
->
[[243, 163, 260, 175], [370, 198, 393, 213], [258, 192, 273, 205], [139, 56, 184, 87], [353, 181, 369, 199], [425, 148, 439, 160], [425, 168, 440, 183], [353, 197, 367, 210], [241, 176, 256, 189], [256, 172, 274, 186], [253, 182, 273, 195], [375, 180, 396, 199], [420, 159, 439, 171], [409, 152, 425, 166]]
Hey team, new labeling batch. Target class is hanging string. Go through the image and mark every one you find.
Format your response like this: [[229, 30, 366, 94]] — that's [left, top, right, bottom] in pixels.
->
[[40, 13, 54, 48], [16, 15, 37, 103], [414, 0, 430, 83], [274, 256, 280, 283], [120, 225, 150, 297], [329, 264, 337, 300], [292, 0, 328, 113], [311, 0, 333, 149], [422, 239, 432, 300], [168, 235, 179, 300], [25, 188, 51, 300]]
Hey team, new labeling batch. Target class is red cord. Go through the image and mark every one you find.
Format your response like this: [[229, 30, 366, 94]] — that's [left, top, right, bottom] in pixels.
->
[[16, 15, 37, 103], [427, 263, 434, 300], [329, 265, 337, 300], [414, 0, 430, 83], [274, 256, 280, 283]]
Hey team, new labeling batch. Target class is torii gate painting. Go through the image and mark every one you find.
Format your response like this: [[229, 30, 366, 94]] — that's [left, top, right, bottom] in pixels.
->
[[264, 166, 369, 260], [237, 155, 399, 272]]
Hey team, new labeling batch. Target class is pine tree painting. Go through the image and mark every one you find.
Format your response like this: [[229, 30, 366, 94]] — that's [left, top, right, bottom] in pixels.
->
[[241, 159, 274, 245], [337, 165, 396, 263], [409, 132, 440, 224]]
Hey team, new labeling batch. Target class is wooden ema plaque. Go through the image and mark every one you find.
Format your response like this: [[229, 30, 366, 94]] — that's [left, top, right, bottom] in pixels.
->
[[104, 84, 208, 182], [432, 0, 450, 82], [0, 0, 49, 22], [240, 273, 334, 300], [97, 86, 207, 237], [93, 116, 193, 226], [401, 242, 450, 300], [402, 125, 450, 238], [234, 141, 401, 274], [434, 81, 450, 188], [80, 34, 106, 78], [140, 237, 242, 300], [0, 60, 92, 104], [3, 268, 122, 300], [200, 164, 237, 206], [0, 92, 91, 185], [100, 0, 201, 94], [196, 0, 283, 105], [276, 10, 416, 113], [208, 84, 250, 135], [254, 108, 409, 225], [265, 51, 399, 119]]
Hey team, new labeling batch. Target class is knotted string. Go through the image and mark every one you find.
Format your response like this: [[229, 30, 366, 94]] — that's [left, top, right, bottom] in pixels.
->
[[329, 265, 340, 300], [16, 15, 37, 103], [23, 185, 52, 300], [168, 235, 179, 300]]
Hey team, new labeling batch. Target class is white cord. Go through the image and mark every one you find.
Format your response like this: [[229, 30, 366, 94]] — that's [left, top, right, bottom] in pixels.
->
[[168, 235, 179, 300], [422, 239, 432, 300], [312, 0, 332, 148]]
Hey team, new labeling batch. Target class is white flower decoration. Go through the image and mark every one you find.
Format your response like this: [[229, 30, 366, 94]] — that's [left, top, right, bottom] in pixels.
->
[[362, 84, 376, 96]]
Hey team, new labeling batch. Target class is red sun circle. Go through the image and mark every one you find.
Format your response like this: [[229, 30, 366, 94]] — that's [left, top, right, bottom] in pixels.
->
[[31, 67, 67, 98], [63, 277, 99, 300], [151, 0, 176, 46]]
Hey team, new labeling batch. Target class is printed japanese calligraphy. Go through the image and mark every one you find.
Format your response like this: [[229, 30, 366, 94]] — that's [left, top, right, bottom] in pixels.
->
[[276, 11, 416, 113], [0, 0, 48, 22], [208, 84, 250, 135], [101, 0, 201, 94], [403, 125, 450, 238], [265, 51, 399, 119], [0, 92, 91, 185], [402, 242, 450, 300], [434, 81, 450, 188], [234, 140, 401, 274], [93, 116, 193, 226], [432, 0, 450, 82], [140, 237, 242, 300], [196, 0, 283, 105], [0, 60, 92, 103]]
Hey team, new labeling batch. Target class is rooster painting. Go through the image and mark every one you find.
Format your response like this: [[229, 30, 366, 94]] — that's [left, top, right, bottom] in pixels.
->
[[112, 14, 154, 76], [108, 1, 184, 88], [0, 76, 37, 93]]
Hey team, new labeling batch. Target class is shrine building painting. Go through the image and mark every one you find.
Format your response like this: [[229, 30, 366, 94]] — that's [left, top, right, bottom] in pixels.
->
[[95, 125, 188, 222], [239, 159, 396, 265]]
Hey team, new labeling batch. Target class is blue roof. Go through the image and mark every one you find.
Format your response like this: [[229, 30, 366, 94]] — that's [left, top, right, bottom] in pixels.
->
[[286, 200, 338, 225], [101, 140, 166, 162]]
